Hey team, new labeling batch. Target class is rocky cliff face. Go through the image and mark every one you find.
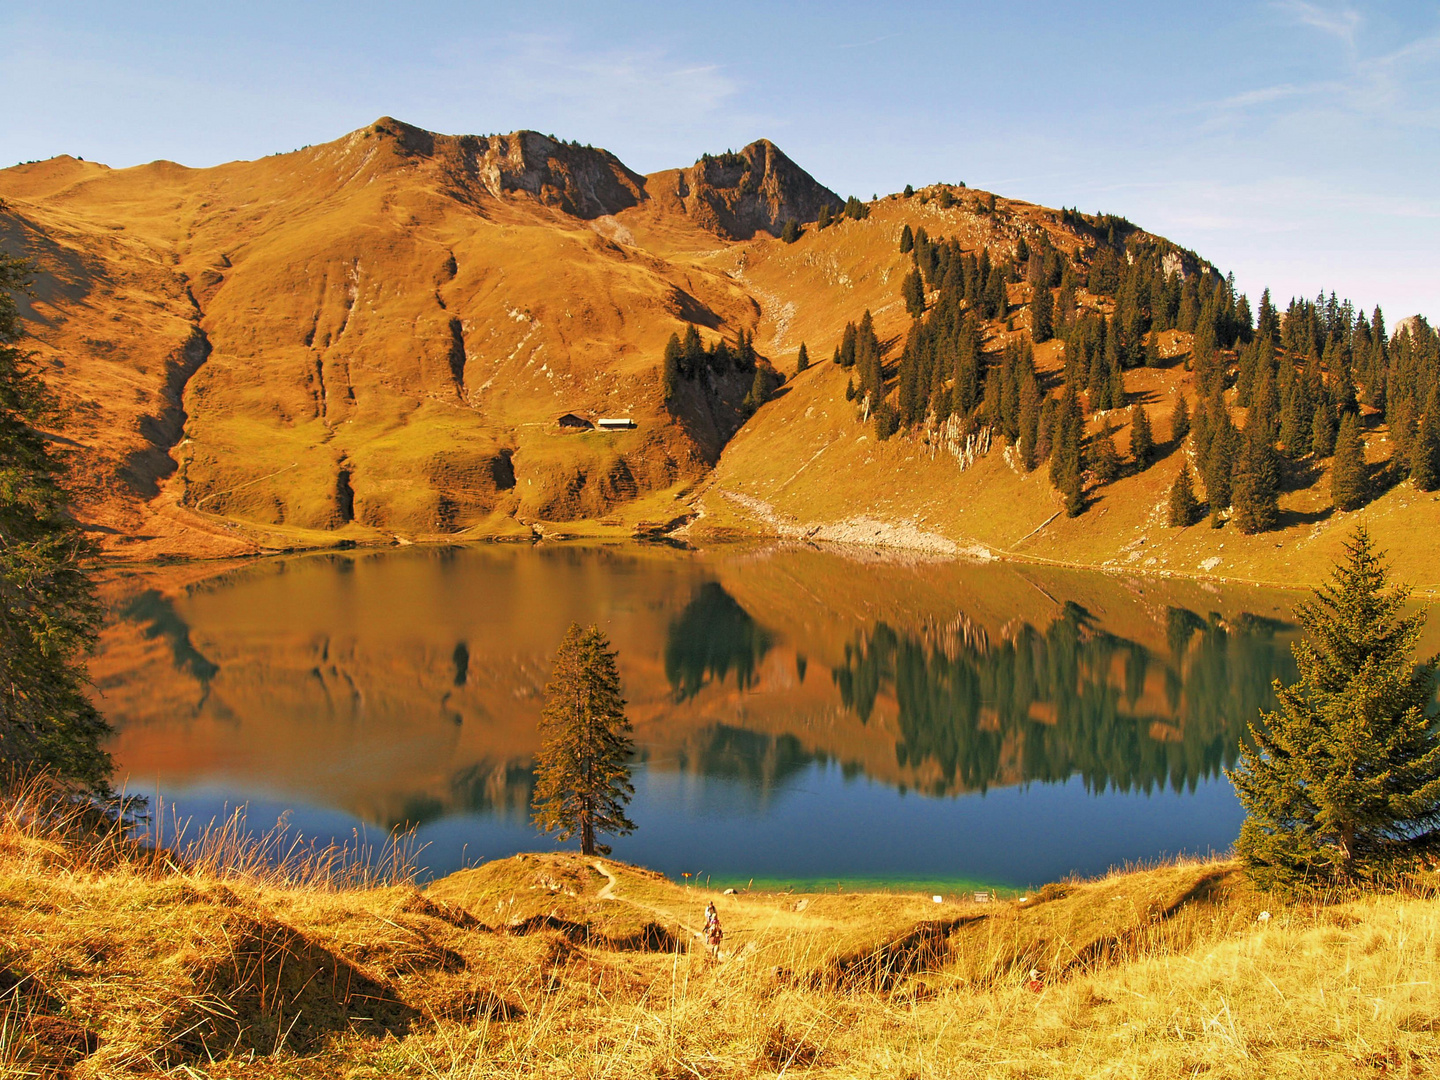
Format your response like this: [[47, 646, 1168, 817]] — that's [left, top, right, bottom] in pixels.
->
[[370, 118, 647, 219], [651, 140, 843, 240]]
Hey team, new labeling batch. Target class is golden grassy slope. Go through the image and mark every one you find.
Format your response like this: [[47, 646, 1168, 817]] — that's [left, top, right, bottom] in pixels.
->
[[0, 121, 775, 557], [700, 190, 1440, 592], [5, 787, 1439, 1079], [6, 122, 1437, 588]]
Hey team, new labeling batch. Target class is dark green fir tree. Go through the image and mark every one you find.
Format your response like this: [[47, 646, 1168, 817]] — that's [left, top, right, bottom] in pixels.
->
[[1129, 404, 1153, 467], [1411, 392, 1439, 491], [1230, 527, 1440, 887], [1170, 394, 1190, 445], [1091, 423, 1122, 484], [0, 252, 109, 791], [902, 269, 925, 319], [1312, 398, 1337, 458], [1168, 462, 1200, 527], [1232, 418, 1281, 535], [1331, 412, 1368, 511]]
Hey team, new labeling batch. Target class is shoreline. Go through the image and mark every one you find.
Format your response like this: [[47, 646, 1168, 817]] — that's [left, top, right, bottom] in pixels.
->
[[96, 523, 1435, 598]]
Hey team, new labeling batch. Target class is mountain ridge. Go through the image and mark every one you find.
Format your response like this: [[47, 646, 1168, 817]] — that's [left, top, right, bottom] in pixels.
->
[[2, 117, 1437, 588]]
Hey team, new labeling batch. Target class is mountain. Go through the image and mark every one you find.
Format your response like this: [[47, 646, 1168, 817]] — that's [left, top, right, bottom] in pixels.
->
[[0, 118, 844, 557], [2, 118, 1437, 587]]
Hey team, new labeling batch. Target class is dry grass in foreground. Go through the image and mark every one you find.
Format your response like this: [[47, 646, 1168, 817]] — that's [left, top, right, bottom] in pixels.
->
[[2, 780, 1439, 1078]]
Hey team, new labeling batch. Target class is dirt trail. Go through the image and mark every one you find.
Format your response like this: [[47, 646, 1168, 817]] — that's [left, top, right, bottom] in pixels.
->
[[592, 860, 702, 938]]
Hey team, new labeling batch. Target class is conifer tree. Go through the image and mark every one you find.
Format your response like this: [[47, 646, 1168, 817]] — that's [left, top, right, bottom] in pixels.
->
[[1312, 398, 1337, 457], [1279, 378, 1312, 459], [1091, 423, 1122, 484], [743, 365, 771, 413], [899, 223, 914, 253], [1018, 378, 1041, 469], [816, 203, 833, 230], [1411, 405, 1439, 491], [1168, 463, 1200, 527], [1232, 418, 1281, 534], [661, 333, 681, 403], [1130, 404, 1153, 467], [1144, 331, 1161, 367], [1107, 356, 1126, 411], [902, 269, 925, 319], [780, 219, 801, 244], [1230, 527, 1440, 887], [1031, 284, 1054, 344], [1051, 385, 1085, 516], [681, 324, 705, 375], [1170, 395, 1191, 445], [1063, 458, 1085, 517], [1331, 412, 1368, 511], [1203, 401, 1237, 526], [532, 623, 636, 857], [795, 342, 810, 374], [1190, 395, 1209, 460], [0, 253, 108, 791], [903, 184, 915, 198]]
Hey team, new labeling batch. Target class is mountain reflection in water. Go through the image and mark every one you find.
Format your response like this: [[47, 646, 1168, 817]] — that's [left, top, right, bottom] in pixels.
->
[[92, 545, 1341, 884]]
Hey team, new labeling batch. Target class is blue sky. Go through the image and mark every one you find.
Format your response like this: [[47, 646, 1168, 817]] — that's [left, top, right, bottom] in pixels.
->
[[5, 1, 1436, 319]]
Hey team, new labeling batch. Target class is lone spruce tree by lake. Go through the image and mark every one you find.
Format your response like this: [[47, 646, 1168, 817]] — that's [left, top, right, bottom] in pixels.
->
[[1229, 526, 1440, 888], [532, 623, 636, 857]]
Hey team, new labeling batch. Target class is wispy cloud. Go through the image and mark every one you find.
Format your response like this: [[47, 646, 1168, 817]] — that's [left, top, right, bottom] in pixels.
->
[[1275, 0, 1364, 48], [428, 32, 742, 143], [1196, 7, 1440, 132], [836, 32, 902, 50]]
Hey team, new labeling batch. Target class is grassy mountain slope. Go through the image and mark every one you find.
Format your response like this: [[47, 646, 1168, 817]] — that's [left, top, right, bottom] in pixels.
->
[[695, 191, 1440, 592], [4, 120, 1437, 586], [0, 119, 822, 557]]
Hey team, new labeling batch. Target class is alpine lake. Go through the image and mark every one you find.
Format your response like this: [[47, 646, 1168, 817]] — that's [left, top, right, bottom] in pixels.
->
[[94, 541, 1417, 894]]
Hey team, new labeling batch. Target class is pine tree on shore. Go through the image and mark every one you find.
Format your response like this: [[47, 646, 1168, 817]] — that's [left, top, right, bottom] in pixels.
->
[[532, 624, 636, 857], [1230, 527, 1440, 888], [1331, 412, 1368, 511], [0, 253, 109, 791], [1168, 462, 1200, 527]]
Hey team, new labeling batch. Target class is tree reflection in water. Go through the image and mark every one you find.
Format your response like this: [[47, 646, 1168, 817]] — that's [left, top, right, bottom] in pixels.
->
[[664, 582, 774, 701], [832, 603, 1296, 796]]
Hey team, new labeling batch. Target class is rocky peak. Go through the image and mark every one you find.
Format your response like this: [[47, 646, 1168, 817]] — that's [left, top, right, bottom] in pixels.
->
[[668, 140, 842, 240], [366, 118, 646, 219]]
